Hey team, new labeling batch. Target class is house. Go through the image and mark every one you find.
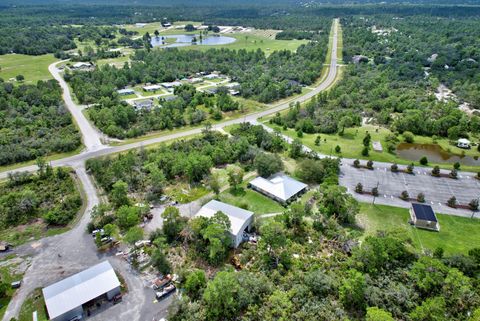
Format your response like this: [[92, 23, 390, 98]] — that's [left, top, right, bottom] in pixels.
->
[[248, 174, 308, 205], [229, 89, 240, 96], [457, 138, 471, 149], [352, 55, 369, 64], [42, 261, 121, 321], [409, 203, 440, 231], [187, 77, 203, 84], [133, 99, 154, 111], [195, 200, 254, 248], [70, 62, 94, 71], [161, 95, 179, 102], [142, 84, 162, 92], [161, 22, 172, 27], [204, 73, 220, 80], [204, 87, 219, 95], [161, 81, 182, 89], [117, 88, 135, 96]]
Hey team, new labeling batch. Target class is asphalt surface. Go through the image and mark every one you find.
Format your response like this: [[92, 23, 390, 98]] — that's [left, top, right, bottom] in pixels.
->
[[1, 19, 341, 321]]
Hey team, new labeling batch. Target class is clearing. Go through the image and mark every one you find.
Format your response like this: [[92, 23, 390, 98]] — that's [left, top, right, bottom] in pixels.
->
[[0, 54, 57, 84]]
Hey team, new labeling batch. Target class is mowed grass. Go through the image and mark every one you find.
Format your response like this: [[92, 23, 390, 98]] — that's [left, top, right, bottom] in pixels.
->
[[0, 256, 25, 320], [0, 54, 57, 84], [264, 123, 480, 172], [218, 185, 285, 214], [357, 203, 480, 255], [177, 33, 308, 55]]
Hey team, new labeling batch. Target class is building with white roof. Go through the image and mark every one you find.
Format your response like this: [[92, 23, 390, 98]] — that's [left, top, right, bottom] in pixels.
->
[[195, 200, 254, 248], [248, 174, 308, 205], [70, 62, 94, 71], [143, 84, 162, 92], [117, 88, 135, 96], [42, 260, 121, 321], [161, 81, 183, 89], [457, 138, 471, 149]]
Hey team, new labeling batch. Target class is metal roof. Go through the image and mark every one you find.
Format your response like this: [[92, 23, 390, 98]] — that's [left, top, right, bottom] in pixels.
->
[[412, 203, 438, 222], [249, 174, 307, 202], [43, 261, 120, 319], [195, 200, 253, 236]]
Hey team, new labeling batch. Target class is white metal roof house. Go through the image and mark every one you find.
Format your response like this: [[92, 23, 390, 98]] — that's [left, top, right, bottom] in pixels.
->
[[70, 62, 94, 71], [195, 200, 254, 248], [142, 84, 162, 92], [117, 88, 135, 96], [248, 174, 308, 205], [42, 261, 121, 321]]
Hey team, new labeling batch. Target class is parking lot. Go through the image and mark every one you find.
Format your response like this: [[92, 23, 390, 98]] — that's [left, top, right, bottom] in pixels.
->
[[340, 164, 480, 217]]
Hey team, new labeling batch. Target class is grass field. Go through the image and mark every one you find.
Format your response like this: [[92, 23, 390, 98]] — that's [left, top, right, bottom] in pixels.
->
[[0, 256, 26, 320], [264, 123, 480, 172], [357, 203, 480, 255], [18, 288, 48, 321], [218, 185, 285, 214], [0, 54, 57, 84]]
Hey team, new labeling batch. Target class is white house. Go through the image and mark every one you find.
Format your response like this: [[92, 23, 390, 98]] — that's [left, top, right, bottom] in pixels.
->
[[117, 88, 135, 96], [195, 200, 254, 248], [248, 174, 308, 205], [142, 84, 162, 92], [70, 62, 94, 71]]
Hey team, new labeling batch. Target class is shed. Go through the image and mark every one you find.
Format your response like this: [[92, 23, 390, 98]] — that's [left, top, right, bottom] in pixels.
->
[[43, 261, 121, 321], [409, 203, 439, 231], [195, 200, 254, 248], [248, 174, 307, 205]]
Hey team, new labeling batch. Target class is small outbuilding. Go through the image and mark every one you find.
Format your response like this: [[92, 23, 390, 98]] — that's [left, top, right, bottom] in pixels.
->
[[43, 260, 121, 321], [195, 200, 254, 248], [248, 174, 308, 205], [457, 138, 471, 149], [409, 203, 440, 231]]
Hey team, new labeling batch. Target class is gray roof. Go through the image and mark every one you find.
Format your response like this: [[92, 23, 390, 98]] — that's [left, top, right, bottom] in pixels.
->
[[249, 174, 307, 202], [195, 200, 253, 236], [43, 261, 120, 319], [412, 203, 437, 222]]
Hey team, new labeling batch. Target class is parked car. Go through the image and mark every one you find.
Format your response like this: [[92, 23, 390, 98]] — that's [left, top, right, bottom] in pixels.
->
[[92, 229, 104, 237], [11, 281, 21, 289], [156, 284, 175, 300], [101, 236, 113, 244]]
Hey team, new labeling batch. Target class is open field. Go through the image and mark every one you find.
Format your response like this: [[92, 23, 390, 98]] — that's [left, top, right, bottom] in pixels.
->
[[264, 123, 480, 172], [0, 256, 27, 320], [18, 288, 48, 321], [218, 186, 285, 215], [0, 54, 57, 84], [357, 203, 480, 255], [123, 21, 202, 36]]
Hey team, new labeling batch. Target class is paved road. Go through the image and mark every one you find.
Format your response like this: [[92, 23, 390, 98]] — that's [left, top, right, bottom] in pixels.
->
[[0, 19, 339, 181], [1, 18, 340, 321], [48, 61, 106, 151]]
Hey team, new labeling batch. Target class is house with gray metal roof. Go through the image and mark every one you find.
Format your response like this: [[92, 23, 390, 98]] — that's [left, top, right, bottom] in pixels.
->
[[42, 260, 121, 321], [248, 174, 307, 205], [195, 200, 254, 248]]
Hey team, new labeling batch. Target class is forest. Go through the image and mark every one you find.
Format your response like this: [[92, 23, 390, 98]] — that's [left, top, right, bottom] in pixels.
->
[[0, 164, 81, 228], [0, 80, 81, 166], [272, 15, 480, 141]]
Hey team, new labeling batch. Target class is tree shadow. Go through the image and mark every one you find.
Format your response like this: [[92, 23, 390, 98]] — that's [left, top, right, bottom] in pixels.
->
[[229, 187, 246, 197]]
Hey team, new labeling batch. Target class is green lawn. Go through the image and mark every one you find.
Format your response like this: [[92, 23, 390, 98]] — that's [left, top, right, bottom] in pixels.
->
[[264, 123, 480, 172], [18, 288, 48, 321], [357, 203, 480, 255], [0, 54, 58, 84], [218, 186, 285, 215], [0, 255, 26, 320]]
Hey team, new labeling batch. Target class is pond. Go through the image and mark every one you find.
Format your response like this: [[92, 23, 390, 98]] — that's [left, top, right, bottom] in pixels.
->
[[396, 143, 480, 166], [151, 34, 236, 48]]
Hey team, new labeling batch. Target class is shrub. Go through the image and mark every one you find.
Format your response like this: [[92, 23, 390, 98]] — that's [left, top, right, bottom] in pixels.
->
[[372, 187, 379, 197], [366, 160, 374, 170], [407, 163, 414, 174], [400, 190, 409, 200], [355, 183, 363, 193], [391, 163, 398, 172], [335, 145, 341, 153], [453, 162, 460, 170], [403, 131, 414, 143], [361, 147, 369, 156], [419, 156, 428, 165], [297, 130, 303, 138], [478, 172, 480, 179], [387, 144, 396, 153], [353, 159, 360, 168], [417, 193, 425, 203], [449, 169, 458, 179], [469, 199, 479, 211], [431, 166, 440, 177], [315, 136, 321, 146], [447, 196, 457, 208]]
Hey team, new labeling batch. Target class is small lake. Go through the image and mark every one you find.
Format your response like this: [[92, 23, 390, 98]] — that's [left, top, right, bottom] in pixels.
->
[[396, 143, 480, 166], [151, 34, 236, 48]]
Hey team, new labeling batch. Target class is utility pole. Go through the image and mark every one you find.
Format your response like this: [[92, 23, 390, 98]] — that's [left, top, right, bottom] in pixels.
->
[[372, 181, 379, 205]]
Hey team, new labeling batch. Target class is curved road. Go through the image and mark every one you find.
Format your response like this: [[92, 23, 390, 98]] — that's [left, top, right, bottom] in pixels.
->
[[2, 19, 341, 321]]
